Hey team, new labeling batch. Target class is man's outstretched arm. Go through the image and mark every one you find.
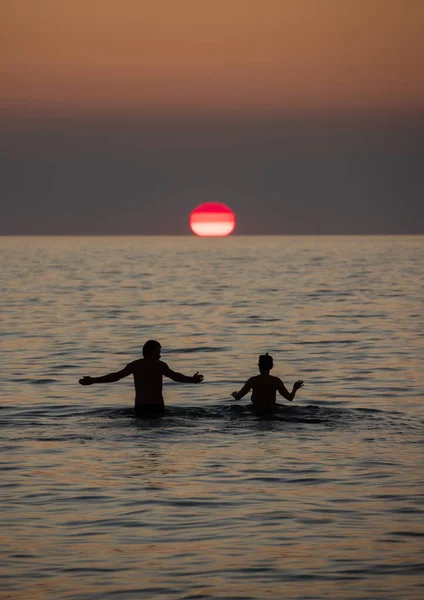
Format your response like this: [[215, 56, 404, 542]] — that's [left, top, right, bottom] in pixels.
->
[[162, 363, 204, 383], [79, 364, 133, 385]]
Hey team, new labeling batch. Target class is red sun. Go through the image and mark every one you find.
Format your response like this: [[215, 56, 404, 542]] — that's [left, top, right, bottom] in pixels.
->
[[190, 202, 236, 237]]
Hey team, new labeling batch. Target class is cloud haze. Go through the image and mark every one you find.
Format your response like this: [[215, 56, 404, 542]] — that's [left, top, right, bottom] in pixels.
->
[[2, 115, 423, 234]]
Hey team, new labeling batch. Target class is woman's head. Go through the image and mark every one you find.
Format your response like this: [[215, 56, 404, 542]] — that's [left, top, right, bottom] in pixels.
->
[[258, 353, 273, 373]]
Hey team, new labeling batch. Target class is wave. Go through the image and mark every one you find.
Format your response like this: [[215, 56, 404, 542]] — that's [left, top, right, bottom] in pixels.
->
[[1, 403, 418, 441], [0, 402, 400, 423]]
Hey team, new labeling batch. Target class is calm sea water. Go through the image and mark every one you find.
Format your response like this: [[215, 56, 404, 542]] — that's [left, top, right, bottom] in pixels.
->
[[1, 235, 424, 600]]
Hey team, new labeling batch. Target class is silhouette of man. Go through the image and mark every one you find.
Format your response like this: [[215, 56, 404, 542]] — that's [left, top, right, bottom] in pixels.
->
[[231, 353, 304, 416], [79, 340, 204, 416]]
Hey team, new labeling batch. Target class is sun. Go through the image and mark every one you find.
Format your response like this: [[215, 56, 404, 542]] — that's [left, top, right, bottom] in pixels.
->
[[190, 202, 236, 237]]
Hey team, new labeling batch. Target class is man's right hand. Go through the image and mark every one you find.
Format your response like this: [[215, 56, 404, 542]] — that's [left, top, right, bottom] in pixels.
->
[[192, 372, 204, 383], [79, 376, 94, 386]]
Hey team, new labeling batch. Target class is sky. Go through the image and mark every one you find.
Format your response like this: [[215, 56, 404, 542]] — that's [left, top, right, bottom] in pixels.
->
[[1, 0, 423, 234]]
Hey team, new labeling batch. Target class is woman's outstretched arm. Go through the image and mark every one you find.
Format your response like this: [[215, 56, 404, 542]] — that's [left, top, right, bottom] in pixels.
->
[[277, 379, 304, 401], [231, 378, 253, 400]]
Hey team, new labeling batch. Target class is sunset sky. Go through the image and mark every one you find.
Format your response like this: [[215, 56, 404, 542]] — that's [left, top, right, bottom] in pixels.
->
[[2, 0, 423, 116], [1, 0, 423, 234]]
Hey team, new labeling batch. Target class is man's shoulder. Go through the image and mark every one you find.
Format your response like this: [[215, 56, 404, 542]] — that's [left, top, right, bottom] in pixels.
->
[[126, 358, 144, 371], [158, 360, 171, 372], [129, 359, 168, 373]]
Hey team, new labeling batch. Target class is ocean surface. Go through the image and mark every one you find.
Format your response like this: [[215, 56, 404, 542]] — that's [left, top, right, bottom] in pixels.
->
[[1, 235, 423, 600]]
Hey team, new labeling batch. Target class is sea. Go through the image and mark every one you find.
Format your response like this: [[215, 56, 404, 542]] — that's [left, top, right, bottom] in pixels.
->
[[1, 235, 423, 600]]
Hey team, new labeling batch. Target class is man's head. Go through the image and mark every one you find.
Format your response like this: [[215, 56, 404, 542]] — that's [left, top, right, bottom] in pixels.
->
[[143, 340, 161, 359], [258, 352, 273, 373]]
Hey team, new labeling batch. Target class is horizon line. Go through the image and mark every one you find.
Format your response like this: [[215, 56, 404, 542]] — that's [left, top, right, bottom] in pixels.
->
[[1, 233, 423, 238]]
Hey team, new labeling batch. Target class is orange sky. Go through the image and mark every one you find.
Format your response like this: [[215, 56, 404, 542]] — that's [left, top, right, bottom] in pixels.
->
[[1, 0, 423, 116]]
